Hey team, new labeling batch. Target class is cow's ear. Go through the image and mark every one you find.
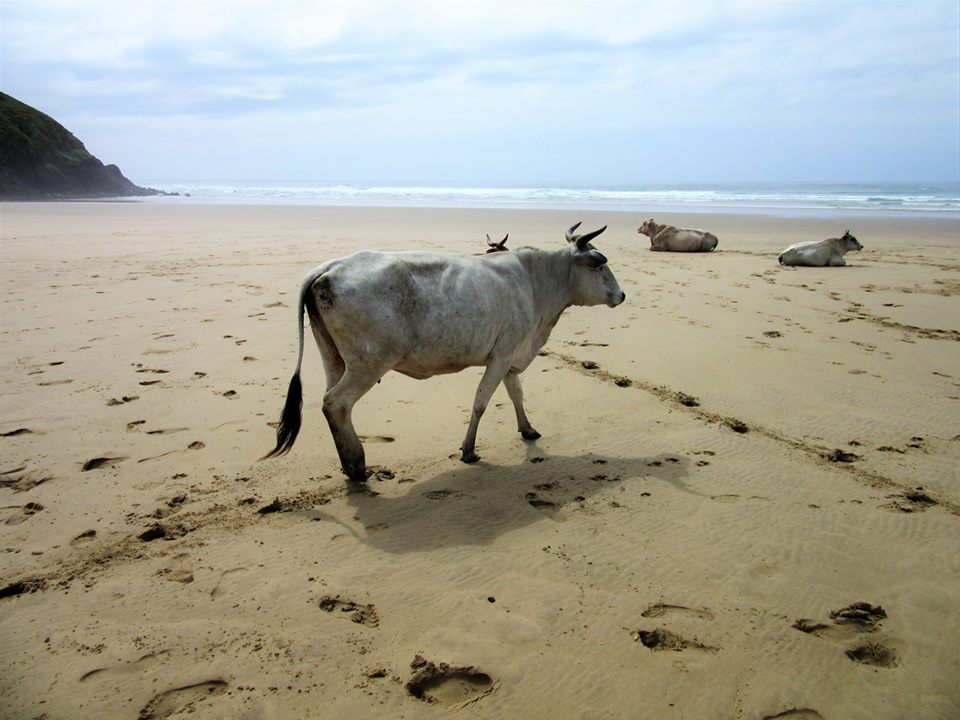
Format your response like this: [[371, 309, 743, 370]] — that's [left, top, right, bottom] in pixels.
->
[[576, 250, 608, 268]]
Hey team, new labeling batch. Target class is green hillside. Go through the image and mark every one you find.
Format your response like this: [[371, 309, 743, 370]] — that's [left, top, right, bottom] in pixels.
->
[[0, 93, 163, 200]]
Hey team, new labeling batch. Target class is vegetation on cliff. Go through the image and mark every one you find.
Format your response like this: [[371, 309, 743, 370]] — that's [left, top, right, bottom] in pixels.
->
[[0, 93, 166, 200]]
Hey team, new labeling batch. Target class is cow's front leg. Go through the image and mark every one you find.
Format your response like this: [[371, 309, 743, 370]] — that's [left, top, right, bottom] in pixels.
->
[[503, 370, 540, 440], [460, 359, 511, 464]]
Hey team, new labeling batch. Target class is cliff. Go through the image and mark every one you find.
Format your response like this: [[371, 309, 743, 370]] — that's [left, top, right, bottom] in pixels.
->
[[0, 92, 169, 200]]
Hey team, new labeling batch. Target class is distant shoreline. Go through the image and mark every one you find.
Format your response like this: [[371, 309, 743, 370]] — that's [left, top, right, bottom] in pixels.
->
[[117, 180, 960, 219]]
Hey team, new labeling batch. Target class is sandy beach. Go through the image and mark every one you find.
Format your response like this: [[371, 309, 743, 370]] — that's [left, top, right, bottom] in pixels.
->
[[1, 201, 958, 719]]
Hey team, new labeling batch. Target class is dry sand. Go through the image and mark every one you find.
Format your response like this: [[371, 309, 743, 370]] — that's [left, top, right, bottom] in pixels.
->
[[1, 202, 958, 719]]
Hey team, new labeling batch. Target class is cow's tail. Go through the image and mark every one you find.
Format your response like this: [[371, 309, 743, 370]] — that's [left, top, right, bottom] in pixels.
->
[[261, 267, 327, 459]]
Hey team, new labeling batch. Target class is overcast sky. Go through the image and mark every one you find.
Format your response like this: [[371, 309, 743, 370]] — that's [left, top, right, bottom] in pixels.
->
[[2, 0, 958, 186]]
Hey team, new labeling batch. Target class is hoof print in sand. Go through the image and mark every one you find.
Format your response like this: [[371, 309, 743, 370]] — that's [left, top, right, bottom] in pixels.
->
[[633, 628, 718, 653], [845, 643, 897, 668], [525, 491, 559, 510], [138, 679, 228, 720], [824, 448, 859, 463], [724, 418, 749, 433], [883, 489, 937, 513], [138, 523, 188, 542], [406, 655, 495, 706], [674, 391, 700, 407], [0, 577, 46, 599], [318, 595, 379, 627]]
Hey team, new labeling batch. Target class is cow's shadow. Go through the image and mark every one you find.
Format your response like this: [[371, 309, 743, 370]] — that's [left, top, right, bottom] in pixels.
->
[[306, 447, 694, 554]]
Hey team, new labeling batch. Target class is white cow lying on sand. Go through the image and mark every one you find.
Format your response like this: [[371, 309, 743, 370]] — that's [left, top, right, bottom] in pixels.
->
[[638, 218, 719, 252], [263, 223, 625, 482], [778, 231, 862, 267]]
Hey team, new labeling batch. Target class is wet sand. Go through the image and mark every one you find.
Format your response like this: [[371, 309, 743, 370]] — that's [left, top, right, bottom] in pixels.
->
[[1, 202, 959, 719]]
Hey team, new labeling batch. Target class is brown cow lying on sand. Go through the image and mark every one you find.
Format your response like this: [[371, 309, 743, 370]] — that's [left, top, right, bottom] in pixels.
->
[[638, 219, 719, 252], [778, 231, 862, 267]]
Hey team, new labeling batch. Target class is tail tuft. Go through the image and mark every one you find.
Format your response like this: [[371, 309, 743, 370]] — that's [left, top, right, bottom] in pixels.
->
[[261, 373, 303, 459]]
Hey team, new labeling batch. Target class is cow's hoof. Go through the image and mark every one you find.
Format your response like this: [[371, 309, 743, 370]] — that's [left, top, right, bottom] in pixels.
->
[[521, 429, 542, 440], [343, 467, 368, 483], [460, 451, 481, 464]]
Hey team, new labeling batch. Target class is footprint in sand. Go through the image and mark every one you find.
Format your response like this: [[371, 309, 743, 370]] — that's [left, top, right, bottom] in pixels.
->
[[406, 655, 495, 706], [70, 529, 97, 546], [792, 601, 897, 667], [358, 435, 396, 444], [3, 502, 44, 526], [641, 603, 715, 621], [138, 523, 189, 542], [106, 395, 139, 406], [634, 603, 718, 653], [844, 643, 898, 668], [0, 468, 49, 492], [161, 553, 194, 583], [763, 710, 824, 720], [318, 595, 380, 627], [632, 628, 718, 653], [146, 428, 189, 436], [424, 489, 461, 500], [209, 567, 247, 598], [81, 456, 127, 471], [138, 679, 228, 719], [80, 650, 169, 683], [525, 490, 565, 520], [882, 489, 937, 513]]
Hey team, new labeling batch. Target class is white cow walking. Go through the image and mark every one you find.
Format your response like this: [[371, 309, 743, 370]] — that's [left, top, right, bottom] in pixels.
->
[[778, 231, 863, 266], [263, 223, 625, 482]]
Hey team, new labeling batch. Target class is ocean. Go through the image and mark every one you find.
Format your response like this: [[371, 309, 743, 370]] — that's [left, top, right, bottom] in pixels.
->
[[142, 181, 960, 217]]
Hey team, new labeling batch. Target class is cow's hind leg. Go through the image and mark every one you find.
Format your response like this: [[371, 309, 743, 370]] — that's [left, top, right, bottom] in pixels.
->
[[461, 359, 512, 464], [322, 367, 382, 482], [306, 295, 345, 391], [503, 370, 540, 440]]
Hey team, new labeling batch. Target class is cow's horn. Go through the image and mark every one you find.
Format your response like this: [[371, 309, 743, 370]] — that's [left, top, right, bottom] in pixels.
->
[[565, 222, 583, 243], [576, 225, 607, 250]]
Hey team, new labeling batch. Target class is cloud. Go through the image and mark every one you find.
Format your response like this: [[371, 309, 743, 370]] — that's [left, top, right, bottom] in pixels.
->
[[2, 0, 956, 182]]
